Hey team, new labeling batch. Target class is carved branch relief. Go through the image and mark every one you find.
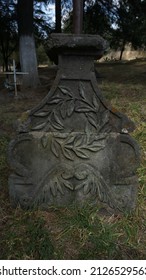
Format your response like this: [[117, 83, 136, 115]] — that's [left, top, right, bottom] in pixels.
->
[[31, 82, 110, 133], [8, 125, 139, 210], [33, 163, 114, 209], [50, 134, 105, 160], [40, 132, 106, 161]]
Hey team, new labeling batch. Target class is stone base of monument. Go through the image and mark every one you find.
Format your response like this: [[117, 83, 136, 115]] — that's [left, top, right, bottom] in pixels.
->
[[8, 34, 140, 212]]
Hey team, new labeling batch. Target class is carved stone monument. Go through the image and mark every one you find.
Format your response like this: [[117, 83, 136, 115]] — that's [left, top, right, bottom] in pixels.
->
[[8, 34, 140, 211]]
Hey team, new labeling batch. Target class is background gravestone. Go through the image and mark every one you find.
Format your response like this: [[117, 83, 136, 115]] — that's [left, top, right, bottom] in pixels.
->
[[8, 34, 140, 211]]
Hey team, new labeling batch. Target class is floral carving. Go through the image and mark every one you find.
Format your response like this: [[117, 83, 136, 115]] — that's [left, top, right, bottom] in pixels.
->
[[31, 82, 110, 132], [50, 133, 105, 160], [34, 163, 114, 208], [32, 86, 75, 131]]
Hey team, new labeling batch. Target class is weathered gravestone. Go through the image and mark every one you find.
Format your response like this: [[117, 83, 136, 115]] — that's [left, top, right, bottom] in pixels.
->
[[8, 34, 140, 211]]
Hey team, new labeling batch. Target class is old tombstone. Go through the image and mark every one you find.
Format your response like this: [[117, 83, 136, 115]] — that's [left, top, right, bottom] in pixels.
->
[[8, 33, 140, 212], [7, 0, 140, 213]]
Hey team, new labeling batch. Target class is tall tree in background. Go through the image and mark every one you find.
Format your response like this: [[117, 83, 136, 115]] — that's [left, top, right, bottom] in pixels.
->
[[55, 0, 61, 32], [1, 0, 146, 70], [83, 0, 114, 36], [55, 0, 72, 33], [0, 0, 17, 71], [111, 0, 146, 60], [17, 0, 39, 88], [63, 0, 114, 37]]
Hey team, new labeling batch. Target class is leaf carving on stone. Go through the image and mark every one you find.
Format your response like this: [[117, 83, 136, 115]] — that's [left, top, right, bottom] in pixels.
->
[[63, 180, 74, 190], [76, 83, 97, 114], [76, 82, 101, 130], [75, 104, 95, 113], [74, 135, 84, 147], [73, 165, 114, 207], [32, 122, 47, 131], [50, 181, 56, 197], [67, 100, 75, 117], [53, 112, 64, 127], [33, 111, 50, 117], [84, 144, 105, 152], [51, 133, 105, 160], [85, 113, 98, 129], [49, 97, 62, 104], [58, 86, 73, 97], [102, 110, 110, 123], [77, 82, 110, 132], [55, 180, 64, 195], [62, 147, 74, 161], [51, 139, 60, 158], [83, 182, 92, 195], [74, 181, 86, 191], [45, 178, 64, 197], [79, 82, 86, 99], [64, 134, 76, 145], [73, 148, 89, 159], [99, 110, 110, 132], [51, 122, 63, 131], [51, 112, 64, 130], [92, 95, 100, 111], [60, 102, 67, 119], [31, 82, 109, 132], [32, 106, 65, 132], [34, 163, 115, 209], [41, 135, 49, 148]]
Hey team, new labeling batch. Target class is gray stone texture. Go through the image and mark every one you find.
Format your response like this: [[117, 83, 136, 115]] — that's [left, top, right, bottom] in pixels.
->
[[8, 34, 140, 211]]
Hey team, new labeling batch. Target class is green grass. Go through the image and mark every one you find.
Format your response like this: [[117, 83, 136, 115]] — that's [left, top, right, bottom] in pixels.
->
[[0, 210, 54, 259], [0, 59, 146, 259]]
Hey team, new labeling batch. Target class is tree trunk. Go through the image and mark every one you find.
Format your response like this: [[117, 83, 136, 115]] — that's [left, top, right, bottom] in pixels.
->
[[17, 0, 39, 89], [119, 41, 126, 60], [19, 35, 39, 88], [55, 0, 61, 33], [0, 39, 8, 71]]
